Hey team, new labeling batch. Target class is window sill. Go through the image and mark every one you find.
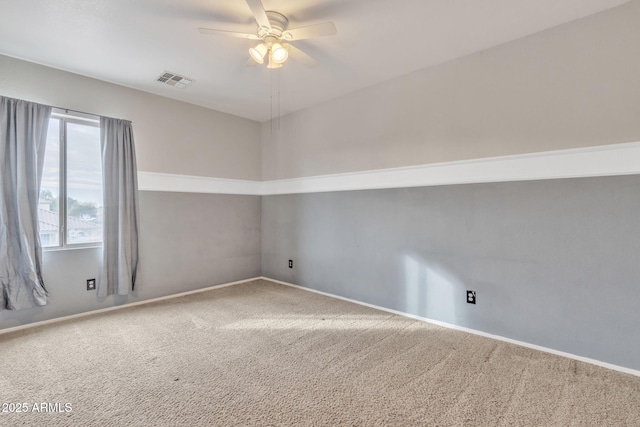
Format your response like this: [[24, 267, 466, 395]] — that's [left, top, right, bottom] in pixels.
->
[[43, 244, 103, 252]]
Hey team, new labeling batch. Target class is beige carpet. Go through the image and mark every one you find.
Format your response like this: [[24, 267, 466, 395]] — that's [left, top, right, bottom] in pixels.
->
[[1, 279, 639, 426]]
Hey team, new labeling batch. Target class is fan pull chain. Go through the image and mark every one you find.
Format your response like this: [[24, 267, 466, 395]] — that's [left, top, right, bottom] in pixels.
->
[[270, 67, 273, 134]]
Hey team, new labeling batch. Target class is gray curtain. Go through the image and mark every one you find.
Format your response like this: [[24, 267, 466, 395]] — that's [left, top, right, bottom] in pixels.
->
[[99, 117, 140, 297], [0, 96, 52, 310]]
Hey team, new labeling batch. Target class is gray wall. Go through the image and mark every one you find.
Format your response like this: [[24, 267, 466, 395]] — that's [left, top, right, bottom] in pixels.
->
[[262, 176, 640, 370], [262, 1, 640, 180], [0, 191, 261, 329], [0, 53, 263, 331], [137, 191, 261, 293]]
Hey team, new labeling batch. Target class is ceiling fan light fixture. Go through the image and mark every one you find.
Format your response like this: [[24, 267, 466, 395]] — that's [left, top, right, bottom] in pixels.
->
[[199, 0, 337, 70], [266, 53, 283, 69], [271, 43, 289, 64], [249, 43, 268, 64]]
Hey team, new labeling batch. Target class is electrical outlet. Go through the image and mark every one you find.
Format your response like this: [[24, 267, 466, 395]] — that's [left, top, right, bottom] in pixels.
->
[[288, 259, 293, 269], [467, 290, 476, 304], [87, 279, 96, 291]]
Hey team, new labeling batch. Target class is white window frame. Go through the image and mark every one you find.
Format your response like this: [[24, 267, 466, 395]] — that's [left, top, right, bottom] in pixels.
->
[[44, 108, 102, 250]]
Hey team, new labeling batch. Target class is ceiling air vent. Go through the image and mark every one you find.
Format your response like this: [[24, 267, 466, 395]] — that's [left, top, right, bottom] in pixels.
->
[[156, 71, 194, 89]]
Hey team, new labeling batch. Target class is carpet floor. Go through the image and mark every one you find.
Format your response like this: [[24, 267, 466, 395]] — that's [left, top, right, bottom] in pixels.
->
[[1, 279, 639, 426]]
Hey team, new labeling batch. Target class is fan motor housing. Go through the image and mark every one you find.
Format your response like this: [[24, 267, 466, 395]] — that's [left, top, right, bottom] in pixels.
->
[[258, 11, 289, 39]]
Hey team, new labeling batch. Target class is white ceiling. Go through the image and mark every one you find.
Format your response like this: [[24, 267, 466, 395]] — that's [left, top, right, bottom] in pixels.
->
[[0, 0, 630, 122]]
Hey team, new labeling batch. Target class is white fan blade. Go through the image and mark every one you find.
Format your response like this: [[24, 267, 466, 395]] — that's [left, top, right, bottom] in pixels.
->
[[199, 28, 260, 40], [285, 44, 318, 68], [283, 22, 337, 41], [245, 0, 271, 29]]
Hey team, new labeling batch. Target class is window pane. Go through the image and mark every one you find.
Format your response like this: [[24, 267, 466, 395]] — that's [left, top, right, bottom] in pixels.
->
[[39, 119, 61, 247], [66, 122, 103, 245]]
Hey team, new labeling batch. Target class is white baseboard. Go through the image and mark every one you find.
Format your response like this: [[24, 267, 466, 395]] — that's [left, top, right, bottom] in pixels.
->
[[0, 277, 261, 336], [4, 275, 638, 378], [262, 277, 640, 378]]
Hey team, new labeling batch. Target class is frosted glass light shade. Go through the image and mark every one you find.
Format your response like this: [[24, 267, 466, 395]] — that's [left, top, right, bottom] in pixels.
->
[[271, 43, 289, 64], [267, 53, 283, 69], [249, 43, 268, 64]]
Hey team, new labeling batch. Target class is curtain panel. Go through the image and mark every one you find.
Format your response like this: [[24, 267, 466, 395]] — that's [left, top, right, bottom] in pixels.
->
[[0, 96, 52, 310], [99, 117, 140, 297]]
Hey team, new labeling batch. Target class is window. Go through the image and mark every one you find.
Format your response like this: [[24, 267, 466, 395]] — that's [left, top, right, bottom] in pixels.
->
[[39, 110, 103, 248]]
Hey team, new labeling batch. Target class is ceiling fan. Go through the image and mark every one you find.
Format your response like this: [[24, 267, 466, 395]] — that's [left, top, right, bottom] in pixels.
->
[[199, 0, 337, 69]]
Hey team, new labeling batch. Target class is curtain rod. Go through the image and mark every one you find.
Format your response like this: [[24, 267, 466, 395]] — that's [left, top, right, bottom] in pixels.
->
[[50, 105, 132, 124], [1, 94, 132, 123]]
